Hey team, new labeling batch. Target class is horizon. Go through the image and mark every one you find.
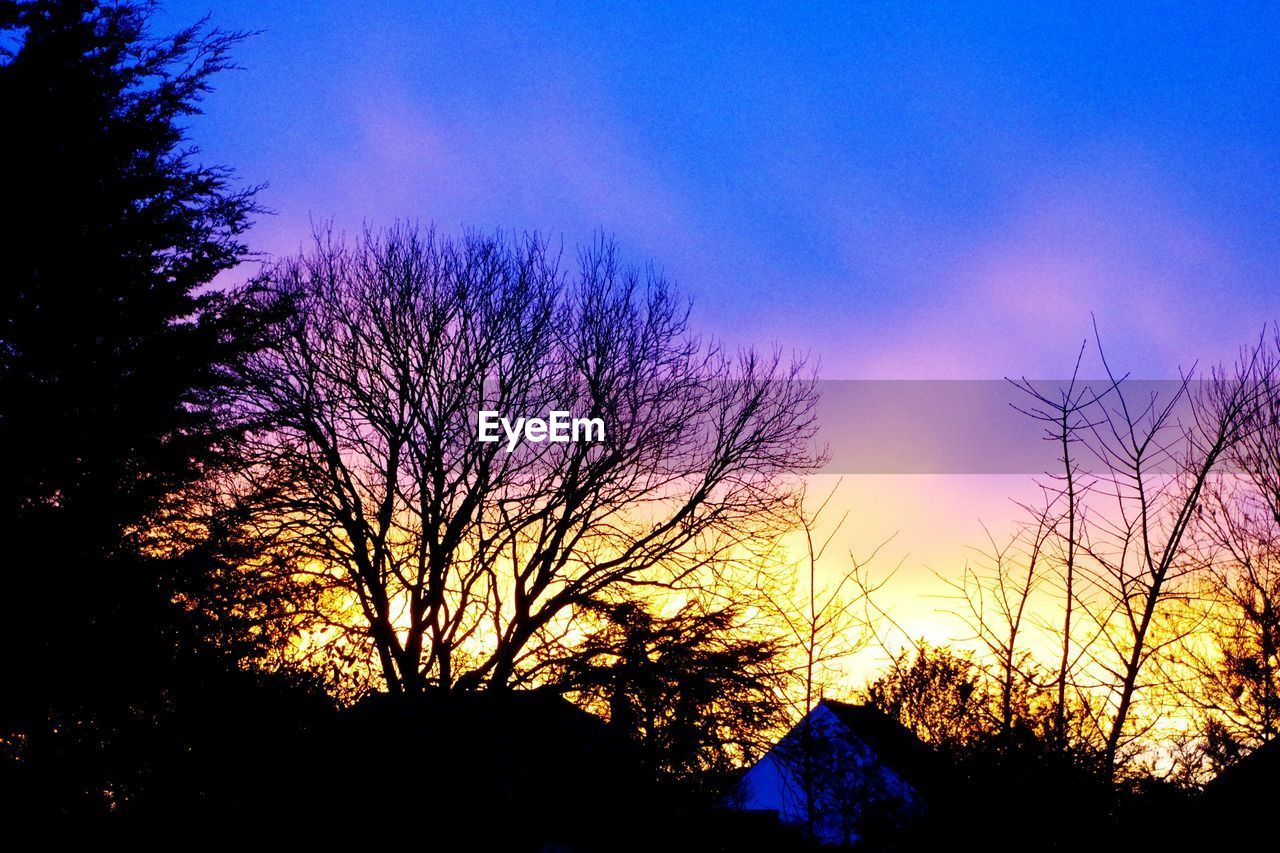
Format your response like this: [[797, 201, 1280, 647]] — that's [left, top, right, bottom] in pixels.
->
[[154, 1, 1280, 679]]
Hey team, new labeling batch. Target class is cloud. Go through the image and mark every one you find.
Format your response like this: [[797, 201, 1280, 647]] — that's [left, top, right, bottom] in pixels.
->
[[846, 160, 1253, 378]]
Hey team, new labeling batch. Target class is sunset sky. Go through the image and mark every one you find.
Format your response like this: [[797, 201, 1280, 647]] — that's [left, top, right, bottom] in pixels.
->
[[160, 1, 1280, 660]]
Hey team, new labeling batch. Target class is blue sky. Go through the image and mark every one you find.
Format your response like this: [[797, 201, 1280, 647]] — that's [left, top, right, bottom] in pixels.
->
[[161, 1, 1280, 378]]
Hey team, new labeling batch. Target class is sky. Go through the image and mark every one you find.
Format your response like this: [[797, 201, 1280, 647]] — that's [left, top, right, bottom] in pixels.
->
[[158, 2, 1280, 656], [159, 1, 1280, 379]]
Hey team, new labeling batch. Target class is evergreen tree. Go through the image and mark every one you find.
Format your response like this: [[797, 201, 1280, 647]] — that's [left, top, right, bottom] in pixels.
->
[[554, 598, 788, 799], [0, 0, 272, 814]]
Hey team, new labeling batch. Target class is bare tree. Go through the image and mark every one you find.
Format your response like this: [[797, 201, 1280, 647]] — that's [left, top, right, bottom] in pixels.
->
[[760, 482, 885, 717], [236, 225, 822, 695], [756, 481, 887, 841], [1064, 333, 1268, 773], [930, 358, 1107, 755], [944, 518, 1053, 737], [1169, 331, 1280, 770], [983, 330, 1276, 775], [1176, 476, 1280, 769], [1010, 347, 1102, 743]]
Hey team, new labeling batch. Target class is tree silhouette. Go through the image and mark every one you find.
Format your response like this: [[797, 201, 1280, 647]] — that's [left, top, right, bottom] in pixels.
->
[[864, 644, 1112, 851], [1168, 331, 1280, 775], [547, 596, 788, 799], [237, 224, 822, 695], [0, 0, 270, 815], [865, 644, 991, 750]]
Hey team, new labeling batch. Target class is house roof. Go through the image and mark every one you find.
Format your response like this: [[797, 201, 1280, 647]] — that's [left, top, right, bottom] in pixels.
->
[[818, 699, 937, 783]]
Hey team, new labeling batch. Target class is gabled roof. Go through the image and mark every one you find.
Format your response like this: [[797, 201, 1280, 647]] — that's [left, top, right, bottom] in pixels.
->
[[817, 699, 937, 784]]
